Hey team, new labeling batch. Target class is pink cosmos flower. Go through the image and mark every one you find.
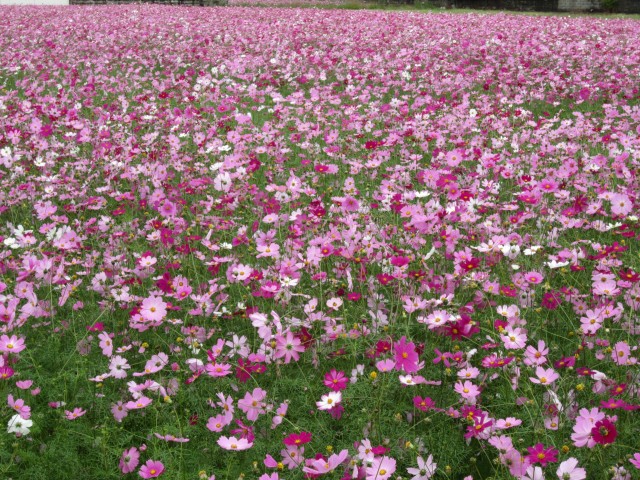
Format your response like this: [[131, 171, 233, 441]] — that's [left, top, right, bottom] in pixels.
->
[[571, 407, 605, 448], [112, 401, 129, 422], [139, 459, 164, 478], [612, 341, 632, 366], [273, 332, 305, 364], [556, 458, 586, 480], [205, 362, 232, 377], [500, 448, 530, 477], [217, 436, 253, 451], [207, 413, 232, 433], [271, 402, 288, 429], [65, 407, 87, 420], [237, 388, 267, 421], [15, 380, 32, 389], [154, 433, 189, 443], [259, 474, 279, 480], [125, 396, 153, 410], [366, 456, 396, 480], [495, 417, 522, 430], [524, 271, 544, 284], [256, 243, 280, 259], [0, 334, 26, 354], [529, 366, 559, 385], [630, 453, 640, 470], [500, 328, 528, 349], [139, 296, 167, 323], [523, 340, 549, 366], [376, 359, 396, 372], [0, 365, 14, 380], [454, 380, 481, 402], [406, 454, 437, 480], [610, 193, 633, 216], [281, 445, 305, 469], [8, 395, 30, 420], [230, 419, 254, 442], [98, 332, 113, 357], [109, 355, 130, 379], [119, 447, 140, 474], [302, 449, 349, 476]]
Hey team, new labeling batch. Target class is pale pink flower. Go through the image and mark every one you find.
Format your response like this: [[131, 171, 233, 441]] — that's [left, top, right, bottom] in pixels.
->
[[119, 447, 139, 474], [139, 296, 167, 323], [217, 436, 253, 451], [237, 388, 267, 421], [65, 407, 86, 420], [0, 334, 26, 354], [406, 454, 437, 480], [366, 456, 396, 480], [529, 366, 559, 385], [556, 457, 586, 480], [302, 449, 349, 476]]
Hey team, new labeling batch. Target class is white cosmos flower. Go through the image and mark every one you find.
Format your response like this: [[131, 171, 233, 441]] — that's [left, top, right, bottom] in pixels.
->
[[3, 237, 19, 249], [546, 260, 570, 269], [316, 391, 341, 410], [501, 244, 520, 259], [524, 245, 542, 256], [413, 191, 431, 198], [8, 414, 32, 436]]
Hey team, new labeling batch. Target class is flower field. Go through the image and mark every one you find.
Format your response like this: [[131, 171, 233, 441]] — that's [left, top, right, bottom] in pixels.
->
[[0, 5, 640, 480]]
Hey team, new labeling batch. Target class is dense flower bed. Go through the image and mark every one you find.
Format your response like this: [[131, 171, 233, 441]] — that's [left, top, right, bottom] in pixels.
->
[[0, 5, 639, 480]]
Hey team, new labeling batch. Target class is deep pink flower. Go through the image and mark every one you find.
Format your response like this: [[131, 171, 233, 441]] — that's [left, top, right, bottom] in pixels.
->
[[283, 432, 312, 446], [413, 396, 435, 412], [323, 369, 348, 391], [591, 418, 617, 445], [526, 443, 558, 467], [394, 336, 419, 373]]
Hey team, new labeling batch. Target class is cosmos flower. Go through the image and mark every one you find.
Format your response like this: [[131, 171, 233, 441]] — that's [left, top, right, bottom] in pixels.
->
[[217, 436, 253, 451]]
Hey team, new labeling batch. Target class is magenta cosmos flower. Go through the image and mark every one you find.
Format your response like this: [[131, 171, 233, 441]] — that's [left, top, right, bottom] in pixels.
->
[[526, 443, 558, 467], [323, 369, 348, 391], [139, 459, 164, 478], [591, 418, 617, 445], [283, 432, 312, 446], [394, 336, 419, 373]]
